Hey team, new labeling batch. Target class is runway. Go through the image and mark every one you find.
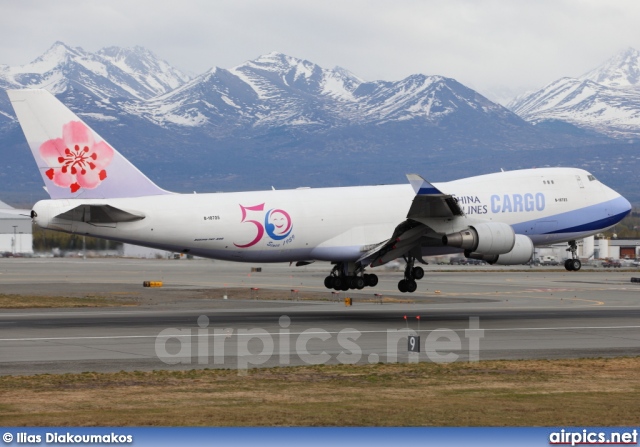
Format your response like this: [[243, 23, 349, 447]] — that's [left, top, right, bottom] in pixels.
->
[[1, 258, 639, 375]]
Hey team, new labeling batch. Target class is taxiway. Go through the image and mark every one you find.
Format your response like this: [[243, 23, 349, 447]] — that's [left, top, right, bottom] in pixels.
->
[[1, 258, 639, 375]]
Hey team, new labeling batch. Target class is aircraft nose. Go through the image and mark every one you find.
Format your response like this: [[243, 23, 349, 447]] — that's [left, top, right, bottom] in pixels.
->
[[611, 194, 632, 223], [620, 195, 632, 216]]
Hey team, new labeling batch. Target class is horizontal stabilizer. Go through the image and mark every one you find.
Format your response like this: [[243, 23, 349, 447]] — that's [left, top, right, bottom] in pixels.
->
[[0, 200, 31, 217], [0, 208, 31, 217], [55, 204, 145, 224]]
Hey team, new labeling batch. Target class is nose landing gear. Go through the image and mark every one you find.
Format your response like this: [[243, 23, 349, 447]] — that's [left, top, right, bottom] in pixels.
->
[[564, 240, 582, 271]]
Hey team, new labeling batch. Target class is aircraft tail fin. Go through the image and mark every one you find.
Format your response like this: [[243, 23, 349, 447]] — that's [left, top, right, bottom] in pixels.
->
[[7, 89, 171, 199]]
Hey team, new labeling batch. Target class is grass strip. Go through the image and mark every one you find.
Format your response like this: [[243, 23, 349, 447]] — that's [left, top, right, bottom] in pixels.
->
[[1, 357, 639, 426], [0, 294, 137, 308]]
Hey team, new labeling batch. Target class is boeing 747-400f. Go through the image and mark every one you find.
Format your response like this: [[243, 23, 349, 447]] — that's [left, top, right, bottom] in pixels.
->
[[8, 89, 632, 293]]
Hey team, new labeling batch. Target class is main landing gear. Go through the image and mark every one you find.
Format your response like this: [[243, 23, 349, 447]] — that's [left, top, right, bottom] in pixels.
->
[[323, 256, 426, 293], [564, 240, 582, 271], [324, 262, 378, 291], [397, 255, 425, 293]]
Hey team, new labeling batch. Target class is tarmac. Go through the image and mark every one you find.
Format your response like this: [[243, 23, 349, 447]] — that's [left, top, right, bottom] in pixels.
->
[[1, 257, 639, 375]]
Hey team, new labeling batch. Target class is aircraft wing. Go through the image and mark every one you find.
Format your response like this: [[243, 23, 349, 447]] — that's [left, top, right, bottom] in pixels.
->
[[359, 174, 460, 267], [358, 219, 428, 266], [54, 204, 145, 224]]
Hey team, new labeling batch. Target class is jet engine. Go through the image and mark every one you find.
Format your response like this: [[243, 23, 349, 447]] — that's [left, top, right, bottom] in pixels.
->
[[443, 222, 515, 256], [443, 222, 534, 265], [465, 234, 534, 265]]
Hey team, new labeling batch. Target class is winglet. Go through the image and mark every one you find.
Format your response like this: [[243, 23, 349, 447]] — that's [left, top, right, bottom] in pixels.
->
[[406, 174, 444, 195], [8, 89, 171, 200], [405, 174, 464, 218]]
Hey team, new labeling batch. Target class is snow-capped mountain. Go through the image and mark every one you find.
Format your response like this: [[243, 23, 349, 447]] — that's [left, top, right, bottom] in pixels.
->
[[508, 48, 640, 139], [0, 41, 192, 130], [128, 52, 367, 129], [353, 74, 516, 124], [129, 51, 519, 134], [1, 46, 523, 133], [97, 46, 191, 97], [5, 42, 639, 206], [0, 41, 190, 103], [131, 51, 373, 129], [582, 48, 640, 87]]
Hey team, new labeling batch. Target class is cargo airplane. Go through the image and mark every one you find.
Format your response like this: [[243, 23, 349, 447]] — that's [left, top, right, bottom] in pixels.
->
[[8, 89, 632, 293]]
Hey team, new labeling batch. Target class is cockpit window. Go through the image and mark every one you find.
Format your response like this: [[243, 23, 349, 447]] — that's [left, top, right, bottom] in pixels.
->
[[587, 175, 596, 181]]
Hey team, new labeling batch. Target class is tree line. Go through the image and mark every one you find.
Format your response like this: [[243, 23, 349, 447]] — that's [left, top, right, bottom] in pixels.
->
[[603, 208, 640, 239], [32, 225, 122, 252]]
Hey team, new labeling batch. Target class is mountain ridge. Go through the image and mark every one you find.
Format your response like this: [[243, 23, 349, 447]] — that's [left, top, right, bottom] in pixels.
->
[[0, 42, 638, 205], [508, 48, 640, 139]]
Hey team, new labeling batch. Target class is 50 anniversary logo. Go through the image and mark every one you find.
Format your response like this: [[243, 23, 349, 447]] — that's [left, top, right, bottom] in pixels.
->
[[234, 204, 293, 248]]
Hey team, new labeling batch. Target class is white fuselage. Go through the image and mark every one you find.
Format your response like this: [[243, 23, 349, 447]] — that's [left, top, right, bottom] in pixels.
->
[[32, 167, 631, 264]]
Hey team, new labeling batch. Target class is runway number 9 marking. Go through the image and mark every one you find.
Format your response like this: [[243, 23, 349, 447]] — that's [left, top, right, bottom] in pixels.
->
[[408, 335, 420, 353]]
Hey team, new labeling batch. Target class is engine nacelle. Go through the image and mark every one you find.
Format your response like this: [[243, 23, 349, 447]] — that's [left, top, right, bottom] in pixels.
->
[[443, 222, 515, 256], [493, 234, 534, 265], [466, 234, 534, 265]]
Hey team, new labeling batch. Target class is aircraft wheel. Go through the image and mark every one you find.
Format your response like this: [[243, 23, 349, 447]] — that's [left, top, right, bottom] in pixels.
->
[[564, 259, 574, 271], [398, 279, 408, 293], [324, 276, 334, 289], [406, 279, 417, 293], [355, 277, 366, 289], [571, 259, 582, 271], [412, 266, 424, 280], [367, 274, 379, 287], [333, 277, 343, 290], [348, 277, 358, 289]]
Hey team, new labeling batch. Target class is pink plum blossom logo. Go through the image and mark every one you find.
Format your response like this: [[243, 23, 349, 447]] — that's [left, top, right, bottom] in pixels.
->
[[39, 121, 114, 193], [234, 204, 293, 248]]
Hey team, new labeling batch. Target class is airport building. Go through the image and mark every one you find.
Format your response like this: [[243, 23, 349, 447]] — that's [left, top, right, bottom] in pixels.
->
[[595, 238, 640, 260], [0, 201, 33, 255], [534, 236, 640, 264]]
